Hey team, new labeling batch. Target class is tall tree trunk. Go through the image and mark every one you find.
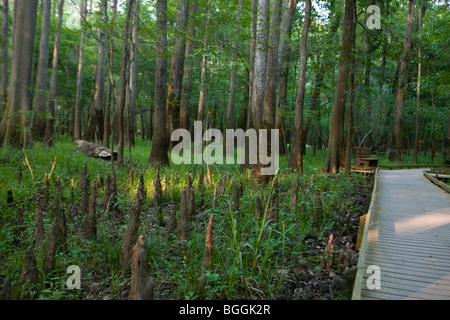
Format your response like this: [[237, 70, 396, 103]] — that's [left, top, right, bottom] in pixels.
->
[[115, 0, 134, 163], [254, 0, 283, 178], [127, 0, 140, 146], [262, 0, 283, 132], [103, 0, 117, 149], [250, 0, 270, 130], [0, 0, 38, 148], [414, 1, 427, 164], [73, 0, 88, 141], [287, 0, 311, 172], [375, 38, 387, 151], [85, 0, 107, 143], [166, 0, 188, 149], [31, 0, 52, 141], [43, 0, 65, 148], [351, 11, 369, 149], [389, 0, 415, 161], [247, 0, 257, 130], [180, 0, 198, 131], [324, 0, 356, 173], [276, 0, 298, 155], [149, 0, 169, 166], [0, 0, 8, 115], [226, 0, 243, 133], [197, 0, 211, 124], [345, 1, 357, 175]]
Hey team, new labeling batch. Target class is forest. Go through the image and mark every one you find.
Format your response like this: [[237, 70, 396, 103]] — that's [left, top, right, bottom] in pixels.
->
[[0, 0, 449, 301]]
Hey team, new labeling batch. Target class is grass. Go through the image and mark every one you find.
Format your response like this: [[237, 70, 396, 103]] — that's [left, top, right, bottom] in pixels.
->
[[0, 136, 372, 300], [376, 151, 447, 167]]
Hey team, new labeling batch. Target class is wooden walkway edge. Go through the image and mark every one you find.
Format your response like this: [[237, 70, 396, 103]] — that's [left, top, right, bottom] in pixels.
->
[[352, 169, 450, 300]]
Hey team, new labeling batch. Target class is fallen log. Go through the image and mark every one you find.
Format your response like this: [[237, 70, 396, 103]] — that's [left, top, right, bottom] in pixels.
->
[[74, 140, 118, 161]]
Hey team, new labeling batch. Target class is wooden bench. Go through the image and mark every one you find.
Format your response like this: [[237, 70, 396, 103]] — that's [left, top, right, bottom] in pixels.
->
[[351, 147, 378, 175], [351, 166, 377, 174]]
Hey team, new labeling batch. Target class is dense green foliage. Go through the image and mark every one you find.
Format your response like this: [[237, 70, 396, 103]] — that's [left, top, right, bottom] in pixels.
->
[[14, 0, 447, 159]]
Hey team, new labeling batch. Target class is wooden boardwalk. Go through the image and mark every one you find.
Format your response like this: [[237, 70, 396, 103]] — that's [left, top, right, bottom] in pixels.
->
[[353, 169, 450, 300]]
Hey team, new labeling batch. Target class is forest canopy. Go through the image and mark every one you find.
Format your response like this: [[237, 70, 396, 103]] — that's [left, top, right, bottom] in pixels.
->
[[0, 0, 448, 169]]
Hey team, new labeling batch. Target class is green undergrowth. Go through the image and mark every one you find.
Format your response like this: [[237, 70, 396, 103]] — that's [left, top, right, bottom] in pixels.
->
[[1, 137, 369, 300]]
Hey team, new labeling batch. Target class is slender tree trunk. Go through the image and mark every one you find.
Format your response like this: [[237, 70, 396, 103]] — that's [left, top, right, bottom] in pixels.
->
[[31, 0, 52, 141], [278, 0, 297, 72], [324, 0, 356, 173], [166, 0, 188, 149], [253, 0, 283, 179], [0, 0, 8, 115], [180, 0, 198, 131], [375, 39, 386, 151], [276, 0, 298, 155], [197, 0, 211, 124], [43, 0, 65, 148], [287, 0, 311, 172], [103, 0, 117, 149], [149, 0, 169, 166], [115, 0, 134, 163], [345, 1, 357, 175], [277, 64, 288, 155], [73, 0, 88, 141], [247, 0, 257, 130], [351, 11, 369, 148], [262, 0, 283, 131], [0, 0, 38, 148], [85, 0, 107, 143], [127, 0, 140, 147], [226, 0, 243, 133], [389, 0, 415, 161], [414, 1, 427, 164], [250, 0, 270, 130]]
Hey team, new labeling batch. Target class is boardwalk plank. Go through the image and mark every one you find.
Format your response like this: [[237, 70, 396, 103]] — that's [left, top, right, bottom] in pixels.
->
[[353, 169, 450, 300]]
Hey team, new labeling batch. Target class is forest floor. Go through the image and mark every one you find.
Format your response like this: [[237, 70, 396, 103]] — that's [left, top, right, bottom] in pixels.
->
[[0, 137, 389, 300]]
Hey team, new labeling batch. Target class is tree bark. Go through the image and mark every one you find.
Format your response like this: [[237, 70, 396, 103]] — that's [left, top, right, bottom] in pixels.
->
[[149, 0, 170, 166], [247, 0, 257, 130], [345, 1, 357, 175], [127, 0, 140, 146], [43, 0, 65, 148], [253, 0, 283, 178], [73, 0, 88, 141], [197, 0, 211, 124], [85, 0, 107, 143], [180, 0, 198, 131], [103, 0, 117, 149], [166, 0, 188, 149], [115, 0, 134, 163], [389, 0, 415, 161], [287, 0, 311, 172], [250, 0, 270, 130], [276, 0, 298, 155], [31, 0, 52, 141], [226, 0, 243, 133], [324, 0, 356, 173], [0, 0, 8, 115], [414, 1, 427, 164], [262, 0, 283, 131], [0, 0, 38, 148]]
